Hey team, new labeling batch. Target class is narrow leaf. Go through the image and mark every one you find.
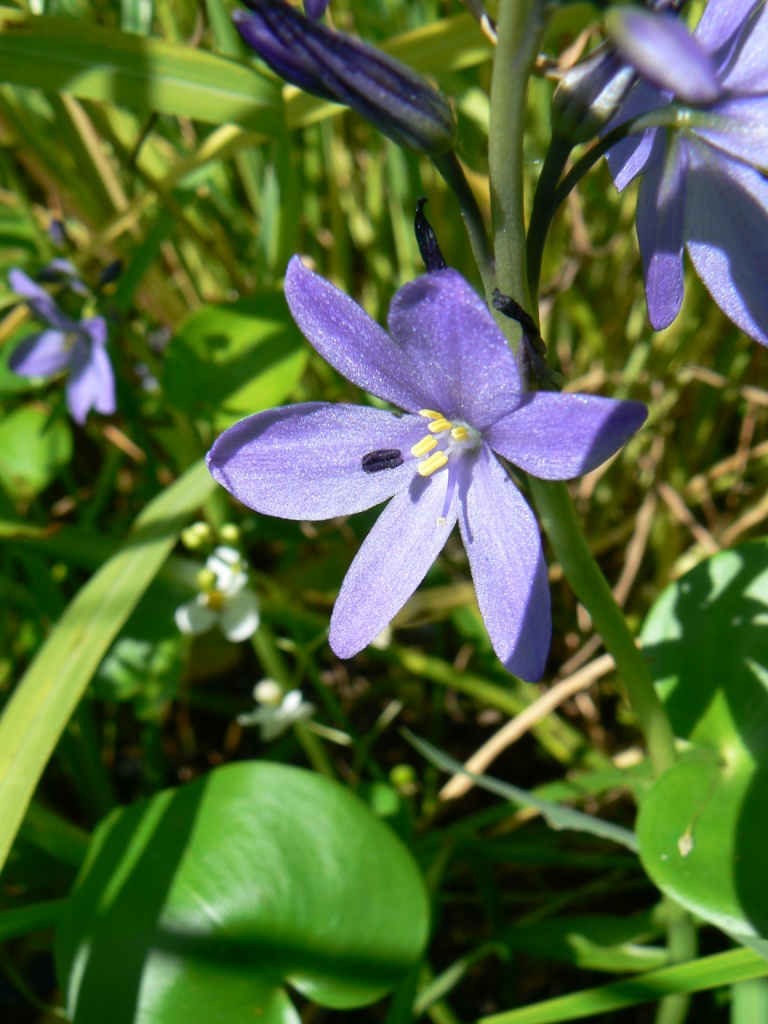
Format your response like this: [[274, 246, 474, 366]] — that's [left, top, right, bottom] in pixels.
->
[[0, 460, 216, 873], [406, 731, 638, 852]]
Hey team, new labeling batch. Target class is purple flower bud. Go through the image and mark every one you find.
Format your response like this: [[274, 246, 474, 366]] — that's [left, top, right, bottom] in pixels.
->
[[552, 46, 636, 144], [303, 0, 329, 18], [233, 0, 456, 154]]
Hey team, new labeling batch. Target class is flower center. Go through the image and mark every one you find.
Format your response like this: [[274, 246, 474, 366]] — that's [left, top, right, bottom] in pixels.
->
[[411, 410, 481, 526], [410, 409, 481, 477]]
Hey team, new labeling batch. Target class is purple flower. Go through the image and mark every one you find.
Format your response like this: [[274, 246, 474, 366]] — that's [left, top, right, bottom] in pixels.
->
[[303, 0, 329, 18], [233, 0, 455, 153], [207, 258, 647, 681], [8, 269, 115, 425], [606, 0, 768, 344]]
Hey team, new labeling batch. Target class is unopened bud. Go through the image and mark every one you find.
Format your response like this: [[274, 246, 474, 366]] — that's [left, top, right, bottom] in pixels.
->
[[552, 46, 635, 144], [181, 521, 213, 549], [234, 0, 456, 154], [219, 522, 241, 544], [196, 568, 218, 592], [254, 678, 284, 707]]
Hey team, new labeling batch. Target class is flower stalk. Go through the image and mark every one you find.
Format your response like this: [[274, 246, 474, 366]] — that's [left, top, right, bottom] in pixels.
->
[[529, 478, 678, 776], [488, 0, 548, 315]]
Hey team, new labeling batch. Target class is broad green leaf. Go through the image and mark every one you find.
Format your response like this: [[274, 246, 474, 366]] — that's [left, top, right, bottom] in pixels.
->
[[406, 732, 638, 852], [475, 948, 768, 1024], [56, 761, 430, 1024], [0, 460, 216, 874], [638, 540, 768, 951], [0, 405, 72, 501], [0, 7, 281, 133], [163, 294, 308, 428]]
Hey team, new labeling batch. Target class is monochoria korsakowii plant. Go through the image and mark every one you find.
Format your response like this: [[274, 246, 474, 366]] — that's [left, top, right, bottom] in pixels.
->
[[207, 258, 647, 681], [606, 0, 768, 343], [8, 268, 115, 425]]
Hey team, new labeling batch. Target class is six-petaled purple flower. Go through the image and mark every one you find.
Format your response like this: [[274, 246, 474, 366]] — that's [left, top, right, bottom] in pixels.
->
[[207, 258, 647, 681], [8, 269, 115, 425], [607, 0, 768, 344]]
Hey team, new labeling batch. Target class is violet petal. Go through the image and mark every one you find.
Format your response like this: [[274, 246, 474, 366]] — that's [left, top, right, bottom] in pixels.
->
[[486, 394, 647, 480], [694, 0, 758, 56], [458, 446, 550, 682], [716, 0, 768, 91], [8, 269, 75, 331], [66, 341, 104, 424], [88, 340, 117, 416], [233, 10, 337, 100], [304, 0, 329, 18], [329, 471, 458, 658], [207, 402, 424, 519], [285, 256, 430, 411], [9, 330, 71, 377], [636, 132, 688, 331], [606, 79, 668, 191], [693, 97, 768, 173], [685, 143, 768, 346], [608, 8, 722, 104], [387, 269, 522, 429]]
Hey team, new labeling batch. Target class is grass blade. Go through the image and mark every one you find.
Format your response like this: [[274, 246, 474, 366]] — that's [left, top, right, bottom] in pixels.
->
[[0, 460, 216, 873], [477, 949, 768, 1024]]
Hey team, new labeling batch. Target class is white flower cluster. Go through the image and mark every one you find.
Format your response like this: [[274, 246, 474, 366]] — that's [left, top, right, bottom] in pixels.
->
[[237, 679, 315, 741], [175, 546, 260, 643]]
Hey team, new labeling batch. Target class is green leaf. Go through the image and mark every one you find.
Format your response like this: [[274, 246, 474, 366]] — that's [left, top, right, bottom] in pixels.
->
[[0, 7, 281, 133], [0, 405, 72, 501], [0, 460, 216, 874], [163, 294, 308, 428], [0, 899, 66, 941], [56, 761, 430, 1024], [475, 948, 768, 1024], [638, 540, 768, 951], [406, 732, 638, 852]]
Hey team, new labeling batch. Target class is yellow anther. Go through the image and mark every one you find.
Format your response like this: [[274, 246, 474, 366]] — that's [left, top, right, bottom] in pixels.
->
[[206, 590, 225, 611], [411, 435, 437, 458], [418, 409, 443, 419], [428, 417, 453, 434], [436, 516, 447, 526], [417, 451, 449, 477], [451, 426, 469, 442]]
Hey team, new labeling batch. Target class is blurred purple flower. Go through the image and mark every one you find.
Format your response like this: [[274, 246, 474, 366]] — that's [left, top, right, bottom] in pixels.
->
[[8, 268, 115, 425], [607, 0, 768, 344], [207, 258, 646, 681], [232, 0, 455, 153], [303, 0, 329, 18]]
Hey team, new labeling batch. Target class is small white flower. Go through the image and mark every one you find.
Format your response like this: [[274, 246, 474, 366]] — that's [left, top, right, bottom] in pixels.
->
[[237, 682, 315, 741], [175, 545, 260, 643]]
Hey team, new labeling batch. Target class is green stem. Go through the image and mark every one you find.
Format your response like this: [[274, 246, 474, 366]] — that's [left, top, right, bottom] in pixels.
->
[[488, 0, 548, 309], [526, 133, 573, 305], [654, 899, 697, 1024], [529, 478, 677, 776], [432, 151, 495, 297]]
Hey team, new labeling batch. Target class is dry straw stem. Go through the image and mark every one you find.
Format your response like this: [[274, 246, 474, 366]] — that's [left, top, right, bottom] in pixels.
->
[[439, 652, 616, 801]]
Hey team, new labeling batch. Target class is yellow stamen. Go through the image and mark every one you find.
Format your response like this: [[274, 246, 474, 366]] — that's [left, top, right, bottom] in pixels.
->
[[417, 451, 449, 477], [418, 409, 443, 419], [428, 417, 453, 434], [436, 516, 447, 526], [206, 590, 225, 611], [451, 426, 469, 442], [411, 435, 437, 458]]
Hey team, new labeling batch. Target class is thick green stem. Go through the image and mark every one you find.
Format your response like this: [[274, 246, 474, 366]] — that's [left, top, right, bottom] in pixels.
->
[[529, 478, 677, 776], [488, 0, 548, 308], [432, 151, 495, 298], [654, 899, 697, 1024]]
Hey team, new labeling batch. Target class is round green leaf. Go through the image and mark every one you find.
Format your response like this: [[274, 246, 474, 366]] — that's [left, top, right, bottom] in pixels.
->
[[55, 761, 430, 1023], [638, 540, 768, 949], [163, 296, 308, 429], [0, 405, 72, 501]]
